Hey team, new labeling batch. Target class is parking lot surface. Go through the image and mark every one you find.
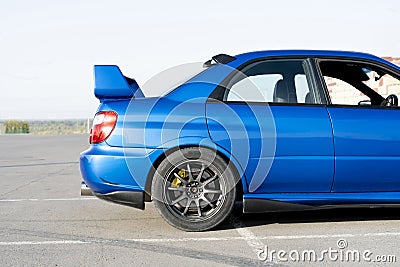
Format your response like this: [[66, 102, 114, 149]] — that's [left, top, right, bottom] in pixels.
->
[[0, 134, 399, 266]]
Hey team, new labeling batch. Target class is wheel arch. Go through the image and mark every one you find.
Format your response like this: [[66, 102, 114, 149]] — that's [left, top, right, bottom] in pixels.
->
[[145, 143, 247, 202]]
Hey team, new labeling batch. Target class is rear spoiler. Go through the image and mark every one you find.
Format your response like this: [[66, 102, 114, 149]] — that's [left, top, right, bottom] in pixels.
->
[[94, 65, 144, 100]]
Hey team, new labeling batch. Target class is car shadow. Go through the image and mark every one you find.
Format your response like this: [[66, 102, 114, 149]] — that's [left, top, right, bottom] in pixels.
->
[[216, 206, 400, 231]]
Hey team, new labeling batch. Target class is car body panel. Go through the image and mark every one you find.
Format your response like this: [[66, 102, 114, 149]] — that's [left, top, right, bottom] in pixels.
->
[[328, 106, 400, 192], [206, 103, 335, 193], [80, 144, 163, 192]]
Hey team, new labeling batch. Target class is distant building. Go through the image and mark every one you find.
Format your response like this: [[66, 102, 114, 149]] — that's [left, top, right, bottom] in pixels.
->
[[383, 57, 400, 66]]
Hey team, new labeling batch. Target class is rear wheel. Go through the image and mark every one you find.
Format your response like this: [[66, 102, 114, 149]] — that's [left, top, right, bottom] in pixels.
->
[[152, 147, 237, 231]]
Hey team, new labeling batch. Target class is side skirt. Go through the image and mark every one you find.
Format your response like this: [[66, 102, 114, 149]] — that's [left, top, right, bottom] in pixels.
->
[[243, 192, 400, 213]]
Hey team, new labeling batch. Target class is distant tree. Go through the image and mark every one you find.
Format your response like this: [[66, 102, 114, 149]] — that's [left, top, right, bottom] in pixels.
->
[[21, 122, 29, 134], [5, 121, 10, 133], [5, 120, 30, 134], [5, 120, 13, 133]]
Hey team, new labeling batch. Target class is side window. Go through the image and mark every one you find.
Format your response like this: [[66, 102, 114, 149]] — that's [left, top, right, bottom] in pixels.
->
[[226, 60, 317, 104], [227, 74, 282, 102], [319, 60, 400, 107], [295, 74, 312, 103]]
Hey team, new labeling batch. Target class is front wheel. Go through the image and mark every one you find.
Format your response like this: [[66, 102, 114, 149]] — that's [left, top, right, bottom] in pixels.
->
[[151, 147, 238, 231]]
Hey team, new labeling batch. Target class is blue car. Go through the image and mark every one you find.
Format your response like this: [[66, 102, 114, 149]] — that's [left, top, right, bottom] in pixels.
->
[[80, 50, 400, 231]]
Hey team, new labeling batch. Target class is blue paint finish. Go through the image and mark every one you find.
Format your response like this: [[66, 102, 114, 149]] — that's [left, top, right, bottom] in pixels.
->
[[257, 156, 334, 193], [166, 65, 235, 101], [270, 106, 334, 157], [80, 144, 164, 192], [94, 65, 144, 99], [328, 107, 400, 192], [117, 97, 210, 148], [206, 103, 334, 193]]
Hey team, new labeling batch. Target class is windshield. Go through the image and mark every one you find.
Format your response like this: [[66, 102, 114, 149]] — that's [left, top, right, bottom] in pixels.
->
[[141, 62, 207, 97]]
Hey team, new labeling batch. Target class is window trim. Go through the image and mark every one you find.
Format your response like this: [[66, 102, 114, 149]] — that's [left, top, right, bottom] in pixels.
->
[[207, 56, 326, 106]]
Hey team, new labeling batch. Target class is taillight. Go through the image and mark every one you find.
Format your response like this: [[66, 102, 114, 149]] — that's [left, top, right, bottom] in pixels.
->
[[90, 111, 118, 144]]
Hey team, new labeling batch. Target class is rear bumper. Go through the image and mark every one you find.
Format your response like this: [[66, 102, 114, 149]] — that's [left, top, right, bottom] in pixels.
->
[[79, 144, 163, 210], [94, 190, 145, 210]]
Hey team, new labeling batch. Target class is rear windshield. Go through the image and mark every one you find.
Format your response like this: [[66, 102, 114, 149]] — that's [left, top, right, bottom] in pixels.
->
[[141, 62, 207, 97]]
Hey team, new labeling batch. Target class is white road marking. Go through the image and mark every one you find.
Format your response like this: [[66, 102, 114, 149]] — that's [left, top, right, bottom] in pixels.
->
[[228, 216, 273, 263], [362, 232, 400, 237], [0, 232, 399, 246], [126, 237, 248, 242], [0, 197, 97, 202], [228, 215, 266, 252], [125, 232, 400, 243], [0, 240, 89, 246]]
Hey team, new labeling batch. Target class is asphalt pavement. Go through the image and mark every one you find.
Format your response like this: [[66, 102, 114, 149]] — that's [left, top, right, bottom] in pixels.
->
[[0, 134, 399, 266]]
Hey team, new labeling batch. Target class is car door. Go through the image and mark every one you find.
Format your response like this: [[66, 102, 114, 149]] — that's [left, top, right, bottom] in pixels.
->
[[206, 58, 334, 193], [317, 58, 400, 192]]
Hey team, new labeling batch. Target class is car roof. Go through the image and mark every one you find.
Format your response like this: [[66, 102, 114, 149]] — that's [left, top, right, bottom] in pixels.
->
[[230, 50, 400, 70]]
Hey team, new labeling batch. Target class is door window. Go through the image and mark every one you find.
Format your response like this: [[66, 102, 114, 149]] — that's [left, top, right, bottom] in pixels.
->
[[319, 61, 400, 107], [226, 60, 318, 104]]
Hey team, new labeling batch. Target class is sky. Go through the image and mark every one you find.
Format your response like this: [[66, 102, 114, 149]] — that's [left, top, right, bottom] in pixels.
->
[[1, 0, 399, 119]]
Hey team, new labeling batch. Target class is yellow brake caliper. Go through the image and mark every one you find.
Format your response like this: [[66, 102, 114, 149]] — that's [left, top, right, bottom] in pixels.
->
[[171, 169, 186, 187]]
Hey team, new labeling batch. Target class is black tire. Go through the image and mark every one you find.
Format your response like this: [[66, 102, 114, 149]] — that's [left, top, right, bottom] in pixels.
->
[[152, 147, 238, 231]]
